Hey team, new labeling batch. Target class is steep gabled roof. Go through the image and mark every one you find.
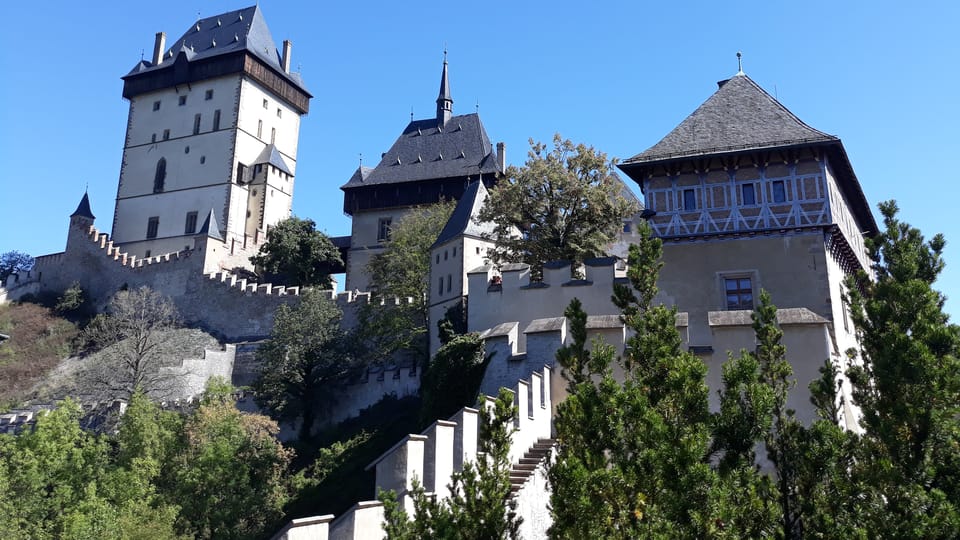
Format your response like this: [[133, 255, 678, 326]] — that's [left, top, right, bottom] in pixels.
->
[[253, 144, 293, 176], [125, 5, 307, 92], [341, 113, 501, 189], [432, 180, 496, 248], [197, 209, 223, 240], [622, 74, 836, 165]]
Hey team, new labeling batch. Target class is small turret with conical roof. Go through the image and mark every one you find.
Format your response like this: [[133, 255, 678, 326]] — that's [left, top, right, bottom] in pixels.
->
[[67, 191, 96, 252]]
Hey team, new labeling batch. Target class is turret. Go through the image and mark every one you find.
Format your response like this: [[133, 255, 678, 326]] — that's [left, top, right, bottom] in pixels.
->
[[67, 192, 96, 251], [436, 51, 453, 126]]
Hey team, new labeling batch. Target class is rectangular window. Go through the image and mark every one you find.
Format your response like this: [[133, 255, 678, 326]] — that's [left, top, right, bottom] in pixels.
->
[[277, 108, 282, 118], [213, 109, 221, 131], [772, 180, 786, 203], [205, 89, 214, 100], [262, 99, 269, 109], [742, 183, 756, 205], [725, 277, 753, 310], [236, 163, 246, 184], [151, 133, 157, 143], [446, 275, 452, 293], [683, 188, 697, 211], [152, 100, 161, 111], [193, 114, 201, 135], [146, 217, 159, 239], [257, 120, 263, 139], [178, 95, 187, 106], [271, 127, 276, 144], [623, 221, 632, 233], [438, 278, 444, 296], [144, 250, 151, 258], [184, 211, 198, 234], [377, 218, 392, 242], [162, 129, 170, 140]]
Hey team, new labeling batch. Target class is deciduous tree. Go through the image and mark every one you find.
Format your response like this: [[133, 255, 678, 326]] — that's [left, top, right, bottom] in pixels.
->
[[0, 251, 34, 283], [477, 135, 636, 277], [250, 216, 341, 288], [254, 290, 358, 441]]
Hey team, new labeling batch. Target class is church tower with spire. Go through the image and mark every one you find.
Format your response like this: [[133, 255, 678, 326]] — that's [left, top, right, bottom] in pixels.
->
[[338, 55, 504, 291], [111, 6, 311, 264]]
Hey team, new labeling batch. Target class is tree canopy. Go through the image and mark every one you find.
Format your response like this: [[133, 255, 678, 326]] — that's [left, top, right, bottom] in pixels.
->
[[477, 135, 636, 276], [254, 290, 358, 441], [0, 251, 34, 283], [250, 217, 341, 288]]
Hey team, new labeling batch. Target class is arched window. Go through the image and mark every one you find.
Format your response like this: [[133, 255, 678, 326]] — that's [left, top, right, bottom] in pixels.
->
[[153, 158, 166, 193]]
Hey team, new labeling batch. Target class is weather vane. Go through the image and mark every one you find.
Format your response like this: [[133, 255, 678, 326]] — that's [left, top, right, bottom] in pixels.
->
[[737, 51, 743, 74]]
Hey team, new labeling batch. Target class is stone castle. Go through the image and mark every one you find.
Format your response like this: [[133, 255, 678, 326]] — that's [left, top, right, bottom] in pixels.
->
[[0, 6, 878, 539]]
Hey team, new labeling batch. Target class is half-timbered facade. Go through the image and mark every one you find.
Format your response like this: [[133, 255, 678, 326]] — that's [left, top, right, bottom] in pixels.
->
[[619, 72, 877, 426]]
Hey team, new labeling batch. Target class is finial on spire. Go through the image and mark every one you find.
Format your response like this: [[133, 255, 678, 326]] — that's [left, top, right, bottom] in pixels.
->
[[411, 107, 414, 122], [736, 51, 743, 75], [359, 153, 363, 167], [476, 100, 479, 114]]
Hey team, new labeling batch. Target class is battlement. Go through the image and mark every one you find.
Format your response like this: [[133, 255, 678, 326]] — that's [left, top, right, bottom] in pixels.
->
[[276, 365, 554, 540]]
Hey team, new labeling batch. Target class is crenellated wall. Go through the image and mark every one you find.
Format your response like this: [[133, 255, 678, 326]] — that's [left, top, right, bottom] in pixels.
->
[[277, 365, 555, 540]]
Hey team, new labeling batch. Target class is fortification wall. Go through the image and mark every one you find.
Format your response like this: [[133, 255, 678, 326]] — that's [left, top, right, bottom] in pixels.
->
[[280, 365, 555, 540], [159, 344, 237, 400]]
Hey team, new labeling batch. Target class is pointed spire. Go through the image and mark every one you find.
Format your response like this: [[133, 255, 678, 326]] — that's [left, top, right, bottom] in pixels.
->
[[70, 191, 95, 220], [436, 49, 453, 126], [197, 209, 223, 239]]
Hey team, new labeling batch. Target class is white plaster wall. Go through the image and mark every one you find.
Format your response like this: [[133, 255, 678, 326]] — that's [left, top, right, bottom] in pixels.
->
[[824, 158, 872, 273], [515, 460, 552, 540]]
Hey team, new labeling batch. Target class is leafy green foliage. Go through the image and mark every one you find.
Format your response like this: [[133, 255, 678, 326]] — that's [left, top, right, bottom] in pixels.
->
[[419, 332, 489, 426], [254, 290, 358, 441], [54, 282, 87, 317], [843, 200, 960, 535], [359, 201, 456, 363], [549, 222, 776, 538], [477, 135, 636, 277], [380, 388, 522, 539], [0, 251, 34, 283], [250, 216, 341, 288]]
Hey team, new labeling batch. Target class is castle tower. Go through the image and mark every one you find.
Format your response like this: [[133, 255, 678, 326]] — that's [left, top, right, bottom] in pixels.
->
[[617, 70, 877, 426], [111, 6, 311, 263], [67, 192, 96, 252], [339, 55, 504, 291]]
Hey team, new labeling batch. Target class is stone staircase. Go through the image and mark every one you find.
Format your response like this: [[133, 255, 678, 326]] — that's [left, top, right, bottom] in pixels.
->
[[510, 438, 555, 494]]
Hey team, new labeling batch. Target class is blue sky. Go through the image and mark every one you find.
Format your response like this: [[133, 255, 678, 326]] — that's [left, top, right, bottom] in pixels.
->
[[1, 1, 958, 315]]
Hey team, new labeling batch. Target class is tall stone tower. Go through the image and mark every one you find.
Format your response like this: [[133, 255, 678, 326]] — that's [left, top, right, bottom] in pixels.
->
[[338, 55, 504, 292], [112, 6, 311, 263]]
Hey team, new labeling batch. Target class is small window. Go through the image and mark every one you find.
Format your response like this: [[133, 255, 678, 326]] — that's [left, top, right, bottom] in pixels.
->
[[184, 146, 190, 154], [742, 184, 756, 205], [184, 211, 198, 234], [200, 156, 206, 164], [438, 278, 444, 296], [151, 133, 157, 143], [236, 163, 246, 184], [683, 189, 697, 211], [146, 217, 159, 239], [772, 180, 786, 203], [452, 247, 457, 257], [262, 99, 268, 109], [178, 95, 187, 106], [153, 158, 166, 193], [193, 114, 202, 135], [205, 89, 214, 100], [144, 250, 151, 258], [276, 108, 282, 118], [623, 221, 632, 233], [435, 254, 440, 264], [446, 275, 452, 293], [841, 285, 850, 332], [257, 120, 263, 139], [377, 218, 392, 242], [152, 101, 161, 111], [725, 277, 753, 310], [162, 129, 170, 140], [444, 250, 448, 261], [213, 109, 221, 131], [271, 127, 276, 144], [476, 247, 480, 255]]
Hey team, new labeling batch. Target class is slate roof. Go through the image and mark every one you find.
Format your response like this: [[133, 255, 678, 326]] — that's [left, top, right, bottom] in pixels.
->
[[432, 180, 497, 248], [197, 209, 223, 239], [71, 192, 95, 219], [623, 74, 835, 164], [253, 144, 293, 175], [341, 113, 501, 189], [126, 5, 307, 92]]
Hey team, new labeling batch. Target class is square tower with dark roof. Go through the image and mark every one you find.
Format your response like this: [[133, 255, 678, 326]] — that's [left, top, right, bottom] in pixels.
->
[[339, 55, 504, 291], [112, 5, 311, 265], [618, 71, 877, 426]]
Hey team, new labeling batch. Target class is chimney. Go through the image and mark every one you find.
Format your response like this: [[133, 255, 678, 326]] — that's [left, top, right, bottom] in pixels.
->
[[282, 40, 292, 73], [496, 142, 506, 172], [152, 32, 166, 65]]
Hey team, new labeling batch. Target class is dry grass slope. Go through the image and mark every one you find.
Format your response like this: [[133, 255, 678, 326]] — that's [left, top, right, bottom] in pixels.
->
[[0, 302, 79, 408]]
